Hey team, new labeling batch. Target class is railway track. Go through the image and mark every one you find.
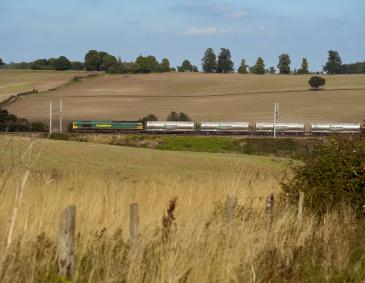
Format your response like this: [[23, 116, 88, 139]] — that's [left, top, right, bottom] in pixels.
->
[[0, 131, 358, 139]]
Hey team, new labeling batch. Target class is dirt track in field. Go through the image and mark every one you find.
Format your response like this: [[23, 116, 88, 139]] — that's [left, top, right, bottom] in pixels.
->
[[4, 72, 365, 126]]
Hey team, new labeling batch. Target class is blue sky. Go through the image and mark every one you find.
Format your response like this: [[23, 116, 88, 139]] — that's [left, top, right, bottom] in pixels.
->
[[1, 0, 364, 71]]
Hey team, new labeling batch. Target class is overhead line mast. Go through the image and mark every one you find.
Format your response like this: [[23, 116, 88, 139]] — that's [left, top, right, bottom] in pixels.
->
[[273, 102, 279, 139]]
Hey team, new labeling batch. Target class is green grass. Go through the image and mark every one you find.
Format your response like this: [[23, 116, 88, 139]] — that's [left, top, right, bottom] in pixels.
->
[[50, 133, 319, 158], [0, 136, 287, 181]]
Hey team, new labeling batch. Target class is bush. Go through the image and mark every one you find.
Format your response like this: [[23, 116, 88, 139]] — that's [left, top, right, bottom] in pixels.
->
[[166, 111, 191, 121], [139, 114, 158, 123], [308, 76, 326, 90], [31, 122, 48, 132], [282, 137, 365, 216]]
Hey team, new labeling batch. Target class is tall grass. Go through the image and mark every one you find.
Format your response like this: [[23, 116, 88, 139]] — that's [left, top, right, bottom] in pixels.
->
[[0, 139, 364, 282]]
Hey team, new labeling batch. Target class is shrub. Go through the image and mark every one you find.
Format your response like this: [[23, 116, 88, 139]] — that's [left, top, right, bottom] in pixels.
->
[[282, 137, 365, 216], [139, 114, 158, 123], [308, 76, 326, 90], [31, 122, 48, 132], [166, 111, 191, 121]]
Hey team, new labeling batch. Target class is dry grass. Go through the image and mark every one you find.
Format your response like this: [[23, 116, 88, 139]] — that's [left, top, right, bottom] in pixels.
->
[[0, 70, 90, 102], [4, 72, 365, 124], [0, 137, 364, 282]]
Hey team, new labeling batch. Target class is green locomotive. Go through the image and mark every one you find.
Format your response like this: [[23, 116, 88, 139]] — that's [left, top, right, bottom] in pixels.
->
[[72, 120, 144, 132]]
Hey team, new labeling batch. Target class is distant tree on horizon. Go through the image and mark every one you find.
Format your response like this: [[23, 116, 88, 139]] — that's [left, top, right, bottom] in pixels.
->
[[269, 67, 276, 74], [217, 48, 234, 73], [84, 50, 102, 71], [297, 58, 309, 74], [159, 58, 171, 73], [71, 61, 84, 70], [0, 58, 5, 67], [238, 59, 248, 74], [323, 50, 342, 74], [251, 57, 266, 74], [101, 54, 118, 72], [202, 48, 217, 73], [135, 55, 159, 73], [177, 60, 193, 72], [278, 53, 291, 74], [54, 56, 71, 71]]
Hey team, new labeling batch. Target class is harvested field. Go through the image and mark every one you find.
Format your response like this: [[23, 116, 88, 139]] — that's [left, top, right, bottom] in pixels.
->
[[4, 72, 365, 125], [0, 70, 90, 103]]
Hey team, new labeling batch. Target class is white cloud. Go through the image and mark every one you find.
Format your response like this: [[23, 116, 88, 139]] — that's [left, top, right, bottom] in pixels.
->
[[230, 10, 247, 19], [184, 26, 224, 36], [174, 1, 248, 20]]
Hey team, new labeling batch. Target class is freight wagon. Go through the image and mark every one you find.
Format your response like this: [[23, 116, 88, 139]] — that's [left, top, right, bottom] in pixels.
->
[[145, 121, 195, 133], [200, 122, 250, 134]]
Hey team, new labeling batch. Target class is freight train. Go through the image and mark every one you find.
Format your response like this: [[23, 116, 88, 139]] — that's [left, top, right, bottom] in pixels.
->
[[71, 120, 363, 135]]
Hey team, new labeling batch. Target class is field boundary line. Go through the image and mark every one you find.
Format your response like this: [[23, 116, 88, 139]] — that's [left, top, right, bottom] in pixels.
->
[[32, 86, 365, 99]]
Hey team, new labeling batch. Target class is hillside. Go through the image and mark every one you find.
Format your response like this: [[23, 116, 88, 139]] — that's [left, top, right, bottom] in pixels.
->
[[0, 70, 90, 103], [3, 72, 365, 125]]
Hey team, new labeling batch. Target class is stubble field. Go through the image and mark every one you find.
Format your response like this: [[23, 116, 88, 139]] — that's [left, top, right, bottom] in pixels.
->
[[3, 71, 365, 126], [0, 70, 89, 103]]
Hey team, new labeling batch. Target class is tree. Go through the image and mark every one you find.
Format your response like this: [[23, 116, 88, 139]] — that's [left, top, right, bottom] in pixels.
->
[[278, 53, 291, 74], [202, 48, 217, 73], [269, 67, 276, 74], [323, 50, 342, 74], [71, 61, 84, 70], [159, 58, 171, 72], [251, 57, 266, 74], [238, 59, 248, 74], [166, 111, 191, 121], [177, 60, 193, 72], [135, 55, 159, 73], [217, 48, 234, 73], [192, 66, 199, 72], [84, 50, 102, 71], [0, 58, 5, 67], [31, 59, 48, 70], [298, 58, 309, 74], [308, 76, 326, 90], [54, 56, 71, 71], [101, 54, 117, 72]]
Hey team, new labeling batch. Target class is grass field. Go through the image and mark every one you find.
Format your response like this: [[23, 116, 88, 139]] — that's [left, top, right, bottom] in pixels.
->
[[0, 137, 364, 282], [0, 70, 90, 103], [3, 72, 365, 126]]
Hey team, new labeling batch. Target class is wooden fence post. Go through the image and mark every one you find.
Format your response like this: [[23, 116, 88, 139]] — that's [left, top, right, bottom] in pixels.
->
[[58, 205, 76, 280], [266, 193, 275, 228], [226, 194, 234, 226], [130, 203, 139, 243], [298, 191, 304, 224]]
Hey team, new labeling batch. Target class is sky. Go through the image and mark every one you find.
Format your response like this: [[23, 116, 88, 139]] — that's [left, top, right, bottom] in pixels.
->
[[1, 0, 364, 71]]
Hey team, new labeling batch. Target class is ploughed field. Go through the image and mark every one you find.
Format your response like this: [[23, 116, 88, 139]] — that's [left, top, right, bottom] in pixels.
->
[[0, 70, 89, 102], [3, 71, 365, 125]]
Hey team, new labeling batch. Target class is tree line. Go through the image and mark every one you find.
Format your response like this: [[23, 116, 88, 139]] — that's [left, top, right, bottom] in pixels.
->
[[0, 49, 363, 75]]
